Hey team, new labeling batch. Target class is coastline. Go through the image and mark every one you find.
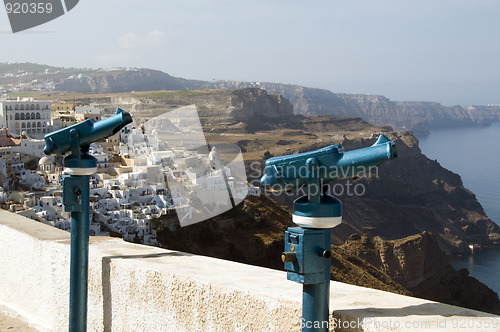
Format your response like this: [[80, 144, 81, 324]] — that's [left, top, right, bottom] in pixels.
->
[[418, 123, 500, 296]]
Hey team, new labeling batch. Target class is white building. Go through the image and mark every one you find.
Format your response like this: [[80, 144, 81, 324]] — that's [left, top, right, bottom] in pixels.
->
[[74, 105, 102, 122], [0, 99, 52, 138], [8, 153, 24, 177], [11, 138, 45, 158], [0, 147, 13, 159], [19, 170, 46, 190], [89, 144, 110, 170], [0, 158, 7, 188], [38, 155, 62, 185]]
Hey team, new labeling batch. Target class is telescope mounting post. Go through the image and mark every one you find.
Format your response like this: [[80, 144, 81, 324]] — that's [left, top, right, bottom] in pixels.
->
[[63, 128, 97, 332], [282, 157, 341, 332]]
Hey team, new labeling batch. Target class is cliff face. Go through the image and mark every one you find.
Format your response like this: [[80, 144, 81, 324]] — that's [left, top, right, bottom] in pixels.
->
[[75, 88, 302, 133], [4, 63, 500, 134], [230, 88, 293, 120], [241, 83, 500, 136], [54, 68, 210, 93], [155, 195, 295, 270], [342, 232, 448, 289], [338, 233, 500, 314]]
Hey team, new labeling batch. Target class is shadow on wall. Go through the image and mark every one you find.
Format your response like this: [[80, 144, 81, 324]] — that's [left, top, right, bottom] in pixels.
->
[[335, 303, 490, 319], [101, 251, 195, 332]]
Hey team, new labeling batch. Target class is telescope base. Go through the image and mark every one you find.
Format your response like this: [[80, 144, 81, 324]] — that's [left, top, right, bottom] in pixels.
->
[[283, 227, 332, 331]]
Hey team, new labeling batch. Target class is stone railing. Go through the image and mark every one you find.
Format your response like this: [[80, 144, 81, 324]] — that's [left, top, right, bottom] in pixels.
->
[[0, 210, 498, 331]]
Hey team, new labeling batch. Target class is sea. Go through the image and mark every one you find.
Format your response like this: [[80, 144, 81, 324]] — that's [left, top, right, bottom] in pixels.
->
[[418, 122, 500, 295]]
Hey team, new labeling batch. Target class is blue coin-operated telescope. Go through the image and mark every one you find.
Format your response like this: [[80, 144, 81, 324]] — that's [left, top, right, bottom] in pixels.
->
[[44, 108, 132, 332], [260, 134, 397, 332], [45, 108, 132, 156]]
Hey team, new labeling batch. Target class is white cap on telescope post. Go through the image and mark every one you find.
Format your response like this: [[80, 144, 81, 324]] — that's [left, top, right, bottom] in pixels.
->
[[292, 215, 342, 228]]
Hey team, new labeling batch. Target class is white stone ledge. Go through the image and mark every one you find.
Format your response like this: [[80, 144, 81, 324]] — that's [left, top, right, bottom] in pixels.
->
[[0, 210, 498, 331]]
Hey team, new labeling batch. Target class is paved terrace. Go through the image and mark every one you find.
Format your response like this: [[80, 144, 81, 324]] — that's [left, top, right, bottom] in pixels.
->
[[0, 210, 499, 331]]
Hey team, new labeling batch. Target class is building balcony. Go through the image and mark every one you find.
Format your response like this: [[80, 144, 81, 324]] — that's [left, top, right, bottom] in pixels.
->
[[0, 210, 498, 331]]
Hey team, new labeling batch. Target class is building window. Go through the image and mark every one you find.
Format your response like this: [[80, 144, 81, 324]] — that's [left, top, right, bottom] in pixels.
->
[[36, 113, 40, 119], [36, 104, 40, 110], [31, 112, 35, 119], [25, 104, 29, 110], [20, 105, 24, 110], [20, 113, 25, 120], [37, 122, 41, 127], [21, 123, 25, 128], [32, 122, 36, 128], [26, 113, 30, 120], [15, 104, 19, 110], [15, 114, 19, 120], [31, 104, 35, 110]]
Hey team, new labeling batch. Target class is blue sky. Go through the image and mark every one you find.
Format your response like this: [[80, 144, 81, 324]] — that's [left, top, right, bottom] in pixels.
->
[[1, 0, 499, 105]]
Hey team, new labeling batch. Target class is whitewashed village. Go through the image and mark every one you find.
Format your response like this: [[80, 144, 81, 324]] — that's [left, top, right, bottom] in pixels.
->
[[0, 98, 259, 246]]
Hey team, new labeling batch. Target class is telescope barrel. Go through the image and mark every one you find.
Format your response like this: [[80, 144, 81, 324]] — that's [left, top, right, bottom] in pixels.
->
[[260, 134, 397, 192], [44, 108, 132, 156]]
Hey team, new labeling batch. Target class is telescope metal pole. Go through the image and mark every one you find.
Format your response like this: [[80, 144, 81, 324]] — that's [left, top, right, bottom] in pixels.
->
[[68, 173, 90, 332], [62, 130, 97, 332], [302, 229, 331, 332]]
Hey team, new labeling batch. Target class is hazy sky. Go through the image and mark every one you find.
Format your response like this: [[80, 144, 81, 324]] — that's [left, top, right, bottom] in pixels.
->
[[1, 0, 499, 105]]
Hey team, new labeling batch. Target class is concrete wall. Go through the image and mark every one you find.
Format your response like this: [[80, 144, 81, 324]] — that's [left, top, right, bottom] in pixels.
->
[[0, 210, 498, 331]]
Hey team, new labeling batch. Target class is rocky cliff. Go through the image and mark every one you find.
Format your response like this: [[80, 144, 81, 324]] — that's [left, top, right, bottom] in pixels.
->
[[342, 232, 450, 289], [216, 82, 500, 136], [338, 233, 500, 314], [72, 88, 302, 133], [4, 63, 500, 134], [54, 68, 209, 93], [68, 69, 500, 135]]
